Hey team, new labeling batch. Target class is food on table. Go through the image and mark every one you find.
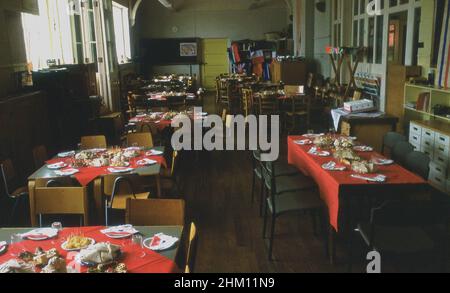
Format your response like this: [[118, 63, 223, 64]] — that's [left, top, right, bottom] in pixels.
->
[[333, 137, 354, 150], [313, 135, 335, 149], [6, 247, 66, 273], [63, 235, 93, 250], [18, 251, 34, 262], [162, 112, 179, 120], [0, 260, 34, 273], [41, 256, 67, 274], [351, 161, 377, 174], [333, 149, 361, 165], [77, 243, 122, 265], [87, 262, 128, 274]]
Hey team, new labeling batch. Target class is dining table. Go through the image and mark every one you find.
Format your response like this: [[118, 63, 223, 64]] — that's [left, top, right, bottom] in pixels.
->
[[287, 135, 428, 263], [0, 226, 183, 273], [27, 146, 166, 227]]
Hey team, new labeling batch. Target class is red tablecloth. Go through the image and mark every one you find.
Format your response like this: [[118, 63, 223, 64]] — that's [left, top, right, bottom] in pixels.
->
[[0, 227, 180, 273], [129, 117, 173, 131], [46, 151, 167, 186], [287, 136, 427, 231]]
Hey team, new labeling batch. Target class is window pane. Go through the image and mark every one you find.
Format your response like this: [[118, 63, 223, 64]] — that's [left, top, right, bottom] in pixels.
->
[[375, 15, 384, 64], [368, 17, 375, 63]]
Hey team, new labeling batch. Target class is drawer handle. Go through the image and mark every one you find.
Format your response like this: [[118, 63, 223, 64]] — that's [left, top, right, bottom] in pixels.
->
[[439, 147, 445, 152], [438, 157, 445, 162], [439, 137, 446, 142], [436, 178, 443, 183], [436, 167, 442, 172], [413, 127, 419, 131]]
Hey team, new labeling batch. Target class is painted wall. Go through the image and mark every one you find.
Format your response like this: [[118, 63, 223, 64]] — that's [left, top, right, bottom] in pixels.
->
[[136, 0, 291, 76], [313, 0, 331, 77]]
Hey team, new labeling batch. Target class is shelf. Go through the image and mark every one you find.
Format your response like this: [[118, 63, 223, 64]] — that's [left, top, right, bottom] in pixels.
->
[[405, 107, 450, 124]]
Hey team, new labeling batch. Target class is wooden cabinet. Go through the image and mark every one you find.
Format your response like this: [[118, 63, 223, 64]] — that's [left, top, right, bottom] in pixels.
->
[[386, 65, 421, 133], [340, 115, 399, 153], [270, 60, 307, 85]]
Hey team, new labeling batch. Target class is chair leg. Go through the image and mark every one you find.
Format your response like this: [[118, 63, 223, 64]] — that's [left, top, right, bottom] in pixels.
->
[[39, 214, 43, 228], [8, 199, 20, 226], [251, 172, 256, 203], [105, 200, 109, 226], [262, 201, 268, 239], [347, 228, 355, 273], [259, 186, 266, 217], [268, 214, 277, 261]]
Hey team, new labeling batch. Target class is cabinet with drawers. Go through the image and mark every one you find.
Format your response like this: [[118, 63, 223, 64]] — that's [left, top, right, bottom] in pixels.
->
[[409, 120, 450, 192]]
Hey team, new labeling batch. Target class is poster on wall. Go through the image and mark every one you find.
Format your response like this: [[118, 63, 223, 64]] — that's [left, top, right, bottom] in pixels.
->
[[180, 43, 197, 57]]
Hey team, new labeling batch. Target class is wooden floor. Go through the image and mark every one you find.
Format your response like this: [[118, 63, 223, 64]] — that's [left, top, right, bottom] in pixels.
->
[[176, 94, 448, 273]]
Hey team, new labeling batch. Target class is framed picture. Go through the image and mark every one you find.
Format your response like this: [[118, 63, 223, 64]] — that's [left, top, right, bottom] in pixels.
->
[[180, 43, 197, 57]]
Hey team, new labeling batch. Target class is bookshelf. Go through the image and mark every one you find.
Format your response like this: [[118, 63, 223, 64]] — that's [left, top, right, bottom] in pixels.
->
[[404, 84, 450, 124]]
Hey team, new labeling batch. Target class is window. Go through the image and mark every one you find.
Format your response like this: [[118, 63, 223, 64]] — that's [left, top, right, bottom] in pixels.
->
[[332, 0, 343, 47], [22, 0, 74, 70], [112, 1, 131, 64]]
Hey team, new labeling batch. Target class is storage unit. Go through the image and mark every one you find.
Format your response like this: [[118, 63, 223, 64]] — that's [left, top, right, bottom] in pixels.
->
[[408, 120, 450, 193], [386, 65, 421, 133], [270, 60, 307, 85]]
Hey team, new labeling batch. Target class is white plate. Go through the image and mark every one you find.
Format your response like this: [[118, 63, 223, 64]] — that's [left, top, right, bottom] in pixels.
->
[[47, 162, 67, 170], [61, 238, 95, 251], [322, 162, 347, 171], [373, 159, 394, 166], [146, 150, 164, 156], [294, 140, 312, 146], [143, 236, 177, 251], [354, 146, 374, 152], [107, 167, 134, 173], [55, 168, 79, 176], [58, 151, 75, 158], [311, 151, 331, 157], [0, 244, 7, 255], [104, 232, 134, 239], [137, 159, 157, 166], [22, 228, 58, 241]]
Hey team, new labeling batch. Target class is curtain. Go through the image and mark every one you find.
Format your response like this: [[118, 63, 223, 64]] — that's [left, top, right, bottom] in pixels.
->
[[437, 0, 450, 88], [22, 0, 74, 70]]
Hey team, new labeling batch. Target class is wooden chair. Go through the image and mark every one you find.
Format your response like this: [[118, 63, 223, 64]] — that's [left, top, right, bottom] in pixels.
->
[[34, 179, 89, 227], [125, 198, 185, 226], [32, 145, 48, 169], [0, 159, 29, 225], [285, 94, 310, 134], [160, 151, 180, 195], [405, 151, 431, 180], [184, 223, 198, 273], [127, 132, 154, 148], [126, 91, 137, 120], [241, 88, 254, 117], [136, 122, 162, 147], [103, 174, 150, 226], [81, 135, 107, 149], [258, 93, 278, 116]]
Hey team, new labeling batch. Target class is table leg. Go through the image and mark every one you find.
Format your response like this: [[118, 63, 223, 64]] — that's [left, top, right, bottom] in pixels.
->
[[93, 178, 104, 225], [28, 180, 36, 227], [329, 227, 336, 265], [156, 175, 162, 198]]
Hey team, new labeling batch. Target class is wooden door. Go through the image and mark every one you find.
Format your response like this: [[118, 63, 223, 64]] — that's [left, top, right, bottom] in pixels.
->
[[201, 39, 229, 90]]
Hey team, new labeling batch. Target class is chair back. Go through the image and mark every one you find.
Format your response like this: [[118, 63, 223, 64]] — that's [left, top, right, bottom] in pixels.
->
[[242, 88, 253, 116], [103, 174, 146, 198], [32, 145, 48, 169], [127, 92, 137, 115], [404, 151, 431, 180], [34, 186, 89, 225], [184, 223, 198, 273], [81, 135, 107, 149], [170, 151, 179, 177], [383, 132, 406, 156], [0, 159, 17, 196], [125, 198, 185, 226], [258, 94, 278, 115], [391, 141, 414, 166], [290, 95, 308, 114], [127, 132, 154, 148], [167, 96, 186, 111]]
